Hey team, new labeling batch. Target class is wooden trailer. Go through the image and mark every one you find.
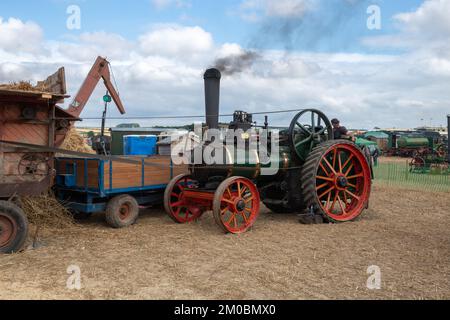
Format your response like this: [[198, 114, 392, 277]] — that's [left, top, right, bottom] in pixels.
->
[[54, 156, 188, 228]]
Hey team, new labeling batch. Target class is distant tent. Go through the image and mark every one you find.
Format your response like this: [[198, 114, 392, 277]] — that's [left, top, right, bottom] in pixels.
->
[[363, 131, 389, 139], [363, 131, 389, 152]]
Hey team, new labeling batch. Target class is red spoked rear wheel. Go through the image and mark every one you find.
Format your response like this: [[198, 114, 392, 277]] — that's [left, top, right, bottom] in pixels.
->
[[302, 140, 372, 222], [0, 201, 28, 254], [164, 174, 203, 223], [213, 177, 260, 234]]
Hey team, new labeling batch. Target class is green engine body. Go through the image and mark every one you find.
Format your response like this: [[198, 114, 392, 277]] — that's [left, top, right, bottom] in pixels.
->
[[397, 137, 431, 149], [191, 109, 336, 213]]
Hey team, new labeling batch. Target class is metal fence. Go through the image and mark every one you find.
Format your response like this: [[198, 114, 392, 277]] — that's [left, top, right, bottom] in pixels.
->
[[373, 162, 450, 193]]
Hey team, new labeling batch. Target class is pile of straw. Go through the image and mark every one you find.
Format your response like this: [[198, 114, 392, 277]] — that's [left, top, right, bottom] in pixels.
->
[[19, 130, 95, 228], [20, 192, 75, 228], [15, 130, 96, 229], [60, 128, 96, 154], [0, 81, 46, 92]]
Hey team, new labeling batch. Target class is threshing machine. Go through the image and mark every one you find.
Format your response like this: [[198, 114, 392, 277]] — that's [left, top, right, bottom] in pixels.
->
[[164, 69, 373, 234], [0, 56, 125, 253]]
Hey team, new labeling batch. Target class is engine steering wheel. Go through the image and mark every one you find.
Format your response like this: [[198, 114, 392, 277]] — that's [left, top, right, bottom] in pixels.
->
[[288, 109, 333, 161]]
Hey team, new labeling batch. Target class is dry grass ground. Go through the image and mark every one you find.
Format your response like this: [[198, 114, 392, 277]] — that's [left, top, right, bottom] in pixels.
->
[[379, 156, 411, 165], [0, 184, 449, 300]]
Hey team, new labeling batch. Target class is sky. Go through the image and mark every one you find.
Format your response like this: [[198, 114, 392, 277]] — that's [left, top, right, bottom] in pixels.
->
[[0, 0, 449, 129]]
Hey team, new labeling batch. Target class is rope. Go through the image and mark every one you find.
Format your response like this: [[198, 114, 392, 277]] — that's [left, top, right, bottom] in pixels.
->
[[107, 61, 120, 97]]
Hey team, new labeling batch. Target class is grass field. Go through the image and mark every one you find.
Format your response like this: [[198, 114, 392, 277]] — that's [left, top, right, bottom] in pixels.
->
[[375, 157, 450, 193]]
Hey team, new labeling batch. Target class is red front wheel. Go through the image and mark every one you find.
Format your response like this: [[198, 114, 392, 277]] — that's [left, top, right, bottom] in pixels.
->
[[164, 174, 203, 223], [213, 177, 260, 234]]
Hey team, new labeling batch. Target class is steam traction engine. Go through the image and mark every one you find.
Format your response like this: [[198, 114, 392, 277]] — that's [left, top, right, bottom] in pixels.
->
[[164, 69, 372, 234]]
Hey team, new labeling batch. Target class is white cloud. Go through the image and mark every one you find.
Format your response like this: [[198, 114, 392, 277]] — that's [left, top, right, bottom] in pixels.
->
[[265, 0, 316, 18], [0, 7, 449, 130], [151, 0, 191, 10], [363, 0, 450, 51], [55, 31, 133, 62], [0, 17, 43, 54], [268, 57, 320, 77], [0, 62, 27, 82], [218, 43, 246, 57], [138, 25, 214, 58], [394, 0, 450, 38]]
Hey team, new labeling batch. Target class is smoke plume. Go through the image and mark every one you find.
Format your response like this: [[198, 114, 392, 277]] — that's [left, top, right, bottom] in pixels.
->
[[249, 0, 371, 51], [210, 1, 370, 75], [213, 50, 260, 75]]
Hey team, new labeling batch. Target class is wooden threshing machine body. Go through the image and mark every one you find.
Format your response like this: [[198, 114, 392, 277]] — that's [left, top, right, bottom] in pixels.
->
[[0, 83, 76, 198]]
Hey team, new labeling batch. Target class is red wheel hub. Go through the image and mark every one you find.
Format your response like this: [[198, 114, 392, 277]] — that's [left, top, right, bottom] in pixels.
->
[[334, 174, 349, 190], [119, 204, 131, 221], [234, 199, 247, 212], [0, 214, 17, 248], [315, 144, 371, 221]]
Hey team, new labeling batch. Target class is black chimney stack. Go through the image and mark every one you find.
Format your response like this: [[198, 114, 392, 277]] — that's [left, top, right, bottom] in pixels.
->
[[204, 68, 221, 130]]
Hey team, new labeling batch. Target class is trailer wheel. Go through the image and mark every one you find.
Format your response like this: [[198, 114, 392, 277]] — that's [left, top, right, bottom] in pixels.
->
[[0, 201, 29, 254], [301, 140, 372, 223], [213, 177, 260, 234], [105, 195, 139, 228]]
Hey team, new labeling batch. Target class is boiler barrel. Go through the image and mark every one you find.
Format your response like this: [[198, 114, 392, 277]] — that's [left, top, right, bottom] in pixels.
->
[[397, 137, 430, 148], [192, 146, 292, 180]]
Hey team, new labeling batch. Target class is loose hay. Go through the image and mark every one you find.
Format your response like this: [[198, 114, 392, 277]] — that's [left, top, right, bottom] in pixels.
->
[[60, 128, 96, 154], [19, 130, 94, 228], [19, 129, 94, 228], [0, 81, 47, 92], [20, 192, 74, 229]]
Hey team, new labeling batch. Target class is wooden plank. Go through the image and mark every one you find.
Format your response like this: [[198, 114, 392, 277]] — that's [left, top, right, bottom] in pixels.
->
[[109, 160, 141, 190], [0, 91, 66, 104], [173, 165, 189, 177], [104, 162, 111, 190], [37, 67, 67, 95], [2, 104, 50, 146], [3, 153, 22, 175], [57, 159, 100, 188], [102, 156, 179, 190]]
